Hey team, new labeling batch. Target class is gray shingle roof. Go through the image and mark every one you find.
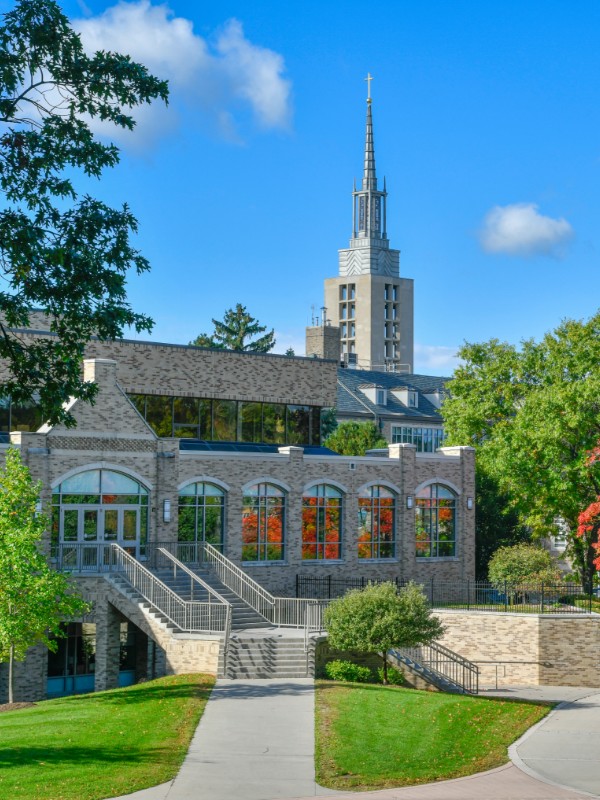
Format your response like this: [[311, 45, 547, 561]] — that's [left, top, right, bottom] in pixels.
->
[[336, 367, 447, 422]]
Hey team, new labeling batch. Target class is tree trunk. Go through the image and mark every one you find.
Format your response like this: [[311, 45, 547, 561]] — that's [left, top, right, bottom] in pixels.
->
[[8, 644, 14, 704], [381, 652, 388, 685]]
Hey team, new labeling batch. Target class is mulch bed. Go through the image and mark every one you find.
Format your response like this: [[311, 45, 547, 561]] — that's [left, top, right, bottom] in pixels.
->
[[0, 702, 36, 713]]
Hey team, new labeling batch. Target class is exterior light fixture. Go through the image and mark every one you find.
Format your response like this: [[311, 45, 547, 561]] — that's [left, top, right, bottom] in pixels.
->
[[163, 499, 171, 522], [467, 497, 474, 510], [406, 495, 414, 510]]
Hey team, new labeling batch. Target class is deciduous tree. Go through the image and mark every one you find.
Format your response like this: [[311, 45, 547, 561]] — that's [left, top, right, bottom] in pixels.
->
[[0, 448, 89, 702], [442, 312, 600, 588], [324, 420, 387, 456], [323, 582, 444, 684], [0, 0, 168, 426], [487, 543, 562, 591]]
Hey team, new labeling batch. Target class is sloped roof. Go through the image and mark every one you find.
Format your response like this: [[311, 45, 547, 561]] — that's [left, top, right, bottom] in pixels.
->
[[336, 367, 447, 422]]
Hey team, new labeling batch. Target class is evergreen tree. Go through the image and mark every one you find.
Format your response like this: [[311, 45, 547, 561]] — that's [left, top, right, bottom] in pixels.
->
[[191, 304, 275, 352]]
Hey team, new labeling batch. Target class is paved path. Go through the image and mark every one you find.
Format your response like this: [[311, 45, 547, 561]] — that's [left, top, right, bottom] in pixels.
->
[[114, 682, 600, 800]]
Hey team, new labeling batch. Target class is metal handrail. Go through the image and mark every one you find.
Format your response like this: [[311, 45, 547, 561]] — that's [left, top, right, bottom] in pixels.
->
[[199, 542, 276, 618], [110, 544, 229, 635], [391, 641, 479, 694], [156, 547, 230, 605]]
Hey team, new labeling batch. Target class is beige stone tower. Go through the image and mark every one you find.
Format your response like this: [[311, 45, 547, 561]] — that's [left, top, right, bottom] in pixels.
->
[[324, 83, 414, 371]]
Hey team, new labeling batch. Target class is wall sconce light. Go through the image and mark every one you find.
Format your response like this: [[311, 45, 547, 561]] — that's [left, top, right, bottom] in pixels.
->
[[467, 497, 474, 510], [163, 499, 171, 522], [406, 495, 414, 510]]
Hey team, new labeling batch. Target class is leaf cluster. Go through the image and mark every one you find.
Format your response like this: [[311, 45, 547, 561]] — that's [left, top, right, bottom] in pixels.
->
[[0, 448, 89, 664], [324, 420, 387, 456], [487, 543, 562, 589], [442, 312, 600, 582], [324, 582, 444, 658], [0, 0, 169, 425]]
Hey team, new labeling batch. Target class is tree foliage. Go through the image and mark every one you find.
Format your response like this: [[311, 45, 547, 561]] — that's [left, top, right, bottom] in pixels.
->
[[324, 420, 387, 456], [0, 448, 89, 702], [191, 304, 275, 353], [0, 0, 168, 426], [442, 313, 600, 588], [487, 543, 562, 590], [323, 582, 444, 683]]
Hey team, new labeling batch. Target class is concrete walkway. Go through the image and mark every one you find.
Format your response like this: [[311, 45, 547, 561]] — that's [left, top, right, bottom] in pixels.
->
[[114, 681, 600, 800]]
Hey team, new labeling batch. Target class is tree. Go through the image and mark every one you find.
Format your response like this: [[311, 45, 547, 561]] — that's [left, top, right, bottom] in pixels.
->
[[441, 313, 600, 589], [0, 448, 89, 702], [487, 543, 562, 591], [576, 500, 600, 574], [324, 582, 444, 684], [190, 304, 275, 352], [284, 347, 295, 357], [0, 0, 168, 427], [324, 420, 387, 455], [474, 468, 530, 579], [320, 407, 338, 442]]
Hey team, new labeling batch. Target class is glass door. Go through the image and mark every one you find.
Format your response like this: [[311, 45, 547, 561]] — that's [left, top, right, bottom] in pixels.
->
[[60, 505, 140, 569]]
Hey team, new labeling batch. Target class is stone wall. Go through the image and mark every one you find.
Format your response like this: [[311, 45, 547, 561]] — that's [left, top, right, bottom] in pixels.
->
[[436, 609, 600, 688]]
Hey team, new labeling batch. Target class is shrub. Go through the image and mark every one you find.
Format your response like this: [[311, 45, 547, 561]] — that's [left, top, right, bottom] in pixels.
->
[[377, 665, 404, 685], [488, 543, 562, 589], [325, 660, 373, 683]]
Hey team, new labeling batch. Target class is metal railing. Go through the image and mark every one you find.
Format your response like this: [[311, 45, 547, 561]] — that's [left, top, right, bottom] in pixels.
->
[[52, 542, 119, 572], [110, 544, 230, 635], [390, 641, 479, 695], [296, 575, 596, 614]]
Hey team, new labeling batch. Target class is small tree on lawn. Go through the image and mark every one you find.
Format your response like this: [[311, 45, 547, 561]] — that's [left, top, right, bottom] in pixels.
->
[[0, 448, 89, 702], [323, 582, 444, 684], [488, 543, 562, 594]]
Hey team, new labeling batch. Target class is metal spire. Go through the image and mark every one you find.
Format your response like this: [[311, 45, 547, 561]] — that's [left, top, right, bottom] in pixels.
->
[[362, 73, 377, 190]]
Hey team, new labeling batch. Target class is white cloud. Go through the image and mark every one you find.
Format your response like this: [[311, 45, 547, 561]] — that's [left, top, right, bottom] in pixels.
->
[[73, 1, 291, 147], [414, 344, 460, 375], [479, 202, 573, 258]]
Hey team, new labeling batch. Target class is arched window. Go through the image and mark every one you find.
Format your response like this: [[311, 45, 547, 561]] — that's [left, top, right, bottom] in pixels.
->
[[358, 485, 396, 559], [52, 469, 149, 562], [302, 484, 342, 560], [415, 484, 457, 558], [178, 482, 225, 552], [242, 483, 285, 562]]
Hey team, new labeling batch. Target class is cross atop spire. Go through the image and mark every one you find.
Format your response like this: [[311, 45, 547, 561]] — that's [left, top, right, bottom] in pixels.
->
[[363, 92, 377, 190], [365, 72, 373, 103]]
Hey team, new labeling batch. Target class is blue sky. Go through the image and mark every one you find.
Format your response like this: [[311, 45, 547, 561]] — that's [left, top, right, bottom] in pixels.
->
[[15, 1, 600, 373]]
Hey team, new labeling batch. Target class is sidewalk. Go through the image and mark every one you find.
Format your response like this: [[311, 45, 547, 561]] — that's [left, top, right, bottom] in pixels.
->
[[114, 681, 600, 800]]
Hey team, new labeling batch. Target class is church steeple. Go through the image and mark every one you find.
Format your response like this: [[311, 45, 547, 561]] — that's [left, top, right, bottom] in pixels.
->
[[352, 75, 387, 241]]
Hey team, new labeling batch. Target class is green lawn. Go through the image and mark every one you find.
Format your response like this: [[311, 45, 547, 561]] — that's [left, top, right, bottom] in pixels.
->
[[0, 674, 214, 800], [315, 681, 551, 790]]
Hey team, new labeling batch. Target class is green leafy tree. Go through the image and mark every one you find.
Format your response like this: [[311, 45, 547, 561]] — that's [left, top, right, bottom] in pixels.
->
[[320, 407, 338, 442], [487, 543, 562, 591], [324, 420, 387, 455], [191, 304, 275, 352], [0, 448, 89, 702], [442, 313, 600, 589], [323, 582, 444, 684], [474, 468, 530, 579], [0, 0, 168, 427]]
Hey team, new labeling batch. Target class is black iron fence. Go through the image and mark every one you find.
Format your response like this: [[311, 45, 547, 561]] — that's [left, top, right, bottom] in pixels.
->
[[296, 575, 596, 614]]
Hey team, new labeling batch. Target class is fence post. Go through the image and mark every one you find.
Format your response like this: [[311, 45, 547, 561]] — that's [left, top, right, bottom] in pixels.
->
[[504, 580, 508, 612], [467, 578, 470, 611], [541, 582, 544, 614]]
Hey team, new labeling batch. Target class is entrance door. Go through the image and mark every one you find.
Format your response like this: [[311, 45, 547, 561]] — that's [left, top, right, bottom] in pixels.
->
[[60, 505, 140, 570]]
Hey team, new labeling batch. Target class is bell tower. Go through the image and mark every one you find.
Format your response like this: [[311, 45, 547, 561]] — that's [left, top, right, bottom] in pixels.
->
[[323, 76, 414, 371]]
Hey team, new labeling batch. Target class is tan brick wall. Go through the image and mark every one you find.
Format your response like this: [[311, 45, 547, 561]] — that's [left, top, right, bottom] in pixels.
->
[[436, 610, 600, 688]]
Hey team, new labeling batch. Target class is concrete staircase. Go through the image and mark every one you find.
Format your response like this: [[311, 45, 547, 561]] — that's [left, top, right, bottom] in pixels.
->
[[106, 573, 180, 636], [223, 632, 313, 679], [151, 566, 271, 631]]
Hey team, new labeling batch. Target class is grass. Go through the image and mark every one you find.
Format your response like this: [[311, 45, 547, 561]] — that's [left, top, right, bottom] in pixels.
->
[[315, 680, 551, 790], [0, 673, 214, 800]]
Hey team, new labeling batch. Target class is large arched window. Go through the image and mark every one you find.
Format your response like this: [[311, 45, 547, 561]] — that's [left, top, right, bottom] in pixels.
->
[[52, 469, 149, 563], [357, 485, 396, 559], [302, 484, 342, 560], [242, 483, 285, 562], [415, 484, 457, 558], [178, 482, 225, 552]]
